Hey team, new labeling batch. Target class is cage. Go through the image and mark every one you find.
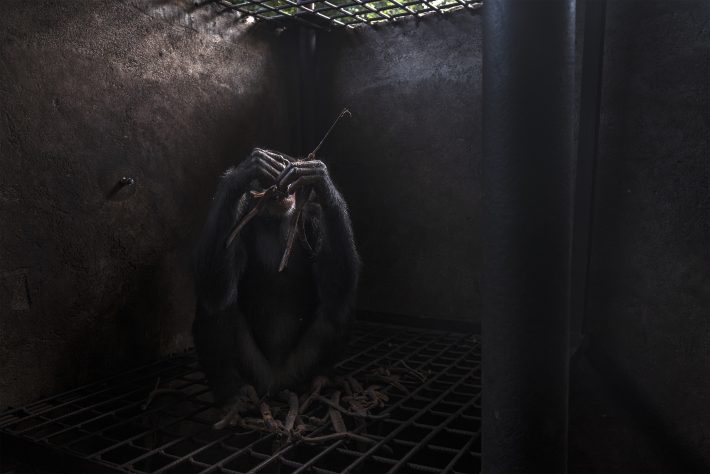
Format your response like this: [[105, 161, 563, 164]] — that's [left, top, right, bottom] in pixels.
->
[[1, 1, 709, 474]]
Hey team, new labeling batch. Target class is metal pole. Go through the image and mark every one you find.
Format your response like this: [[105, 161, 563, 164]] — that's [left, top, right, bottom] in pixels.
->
[[570, 0, 607, 342], [297, 0, 317, 155], [481, 0, 575, 472]]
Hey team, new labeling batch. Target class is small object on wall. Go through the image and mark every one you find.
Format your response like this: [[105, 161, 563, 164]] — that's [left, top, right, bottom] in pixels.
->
[[106, 175, 136, 201]]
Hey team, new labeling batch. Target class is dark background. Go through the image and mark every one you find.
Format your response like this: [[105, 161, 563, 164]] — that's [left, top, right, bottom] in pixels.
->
[[0, 0, 708, 471], [569, 1, 710, 471]]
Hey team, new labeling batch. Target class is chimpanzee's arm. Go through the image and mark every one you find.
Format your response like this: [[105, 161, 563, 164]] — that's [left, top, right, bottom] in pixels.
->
[[193, 167, 249, 313], [194, 149, 289, 310], [276, 167, 361, 385], [193, 151, 288, 401]]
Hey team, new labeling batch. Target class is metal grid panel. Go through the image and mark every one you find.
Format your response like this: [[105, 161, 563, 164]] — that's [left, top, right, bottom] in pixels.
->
[[209, 0, 483, 29], [0, 322, 481, 474]]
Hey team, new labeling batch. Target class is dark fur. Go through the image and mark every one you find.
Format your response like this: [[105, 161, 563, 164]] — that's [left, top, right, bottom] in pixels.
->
[[192, 162, 360, 403]]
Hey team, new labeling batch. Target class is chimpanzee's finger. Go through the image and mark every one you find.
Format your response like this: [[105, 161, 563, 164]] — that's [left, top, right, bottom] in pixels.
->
[[253, 150, 287, 173], [257, 149, 291, 168], [290, 160, 325, 169], [255, 164, 279, 185], [278, 166, 322, 190], [257, 157, 282, 178], [277, 163, 295, 186]]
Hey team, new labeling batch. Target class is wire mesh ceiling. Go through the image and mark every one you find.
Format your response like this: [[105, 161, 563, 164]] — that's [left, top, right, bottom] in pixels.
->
[[209, 0, 483, 30]]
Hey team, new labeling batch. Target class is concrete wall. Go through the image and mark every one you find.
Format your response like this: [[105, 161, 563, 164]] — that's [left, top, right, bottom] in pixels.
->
[[571, 1, 710, 470], [315, 11, 483, 322], [0, 0, 295, 409]]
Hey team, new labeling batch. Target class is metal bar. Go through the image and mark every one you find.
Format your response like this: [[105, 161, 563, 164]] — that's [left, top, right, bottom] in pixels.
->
[[298, 7, 318, 154], [481, 0, 575, 472], [570, 0, 607, 345], [440, 433, 481, 474]]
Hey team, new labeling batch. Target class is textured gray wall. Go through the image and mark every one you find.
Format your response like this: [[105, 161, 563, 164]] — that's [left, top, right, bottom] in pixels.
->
[[0, 0, 294, 409], [576, 1, 710, 470], [315, 11, 482, 322]]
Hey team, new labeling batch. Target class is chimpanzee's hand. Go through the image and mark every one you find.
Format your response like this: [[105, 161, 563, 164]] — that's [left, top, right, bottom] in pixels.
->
[[277, 160, 341, 209], [236, 148, 290, 187]]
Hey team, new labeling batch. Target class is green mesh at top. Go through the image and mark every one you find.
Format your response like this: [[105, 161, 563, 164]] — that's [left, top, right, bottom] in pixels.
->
[[218, 0, 482, 29]]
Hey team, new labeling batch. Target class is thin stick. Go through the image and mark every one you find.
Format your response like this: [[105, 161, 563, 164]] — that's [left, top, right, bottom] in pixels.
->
[[284, 391, 299, 432], [329, 391, 347, 433], [226, 108, 351, 252], [294, 415, 307, 435], [302, 414, 328, 426], [142, 379, 186, 410], [315, 395, 389, 420], [400, 361, 428, 382], [300, 377, 327, 414], [241, 417, 267, 426], [347, 375, 364, 394], [141, 378, 161, 410], [345, 398, 368, 416], [240, 420, 269, 432], [260, 401, 278, 432], [214, 401, 245, 430], [365, 374, 409, 393], [366, 386, 388, 407], [226, 186, 281, 248], [278, 196, 306, 272], [226, 200, 261, 247], [243, 385, 261, 405], [338, 377, 353, 397], [299, 431, 377, 445], [308, 108, 351, 160]]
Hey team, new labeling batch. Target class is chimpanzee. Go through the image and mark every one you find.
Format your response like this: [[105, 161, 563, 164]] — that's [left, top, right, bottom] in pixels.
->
[[192, 148, 360, 406]]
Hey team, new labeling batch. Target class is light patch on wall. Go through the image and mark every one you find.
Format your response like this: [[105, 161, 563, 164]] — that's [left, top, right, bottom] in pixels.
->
[[128, 0, 259, 43]]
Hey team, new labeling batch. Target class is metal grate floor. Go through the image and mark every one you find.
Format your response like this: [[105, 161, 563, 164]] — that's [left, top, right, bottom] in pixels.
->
[[0, 322, 480, 474]]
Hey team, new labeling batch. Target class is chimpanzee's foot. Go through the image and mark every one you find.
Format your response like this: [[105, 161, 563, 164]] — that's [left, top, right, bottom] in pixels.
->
[[299, 375, 330, 414], [213, 385, 260, 430]]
